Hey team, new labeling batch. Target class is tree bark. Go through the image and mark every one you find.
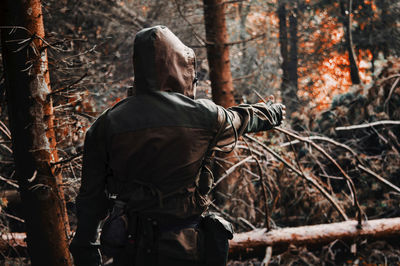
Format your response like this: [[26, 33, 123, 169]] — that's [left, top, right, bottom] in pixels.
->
[[203, 0, 246, 209], [229, 218, 400, 258], [278, 1, 289, 94], [379, 0, 389, 58], [203, 0, 235, 108], [0, 1, 72, 265], [287, 7, 299, 114], [340, 0, 361, 84], [278, 1, 299, 115]]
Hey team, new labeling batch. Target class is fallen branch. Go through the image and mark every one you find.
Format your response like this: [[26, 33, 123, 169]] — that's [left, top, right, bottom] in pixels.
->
[[335, 120, 400, 131], [245, 135, 348, 221], [229, 217, 400, 258], [0, 175, 19, 188], [357, 164, 400, 193], [281, 134, 399, 195], [274, 127, 362, 226]]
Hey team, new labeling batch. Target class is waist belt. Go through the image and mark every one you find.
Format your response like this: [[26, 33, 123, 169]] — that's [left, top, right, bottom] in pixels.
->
[[128, 212, 200, 234]]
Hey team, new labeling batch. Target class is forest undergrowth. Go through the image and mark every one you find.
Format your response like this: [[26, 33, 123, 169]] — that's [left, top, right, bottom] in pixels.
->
[[224, 58, 400, 265], [0, 56, 399, 266]]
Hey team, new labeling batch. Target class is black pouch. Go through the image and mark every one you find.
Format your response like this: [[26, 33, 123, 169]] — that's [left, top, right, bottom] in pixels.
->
[[201, 213, 234, 266], [100, 201, 129, 257]]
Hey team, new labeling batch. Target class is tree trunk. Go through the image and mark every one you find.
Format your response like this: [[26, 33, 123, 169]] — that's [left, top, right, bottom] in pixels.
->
[[203, 0, 244, 208], [278, 1, 289, 94], [279, 1, 299, 115], [229, 218, 400, 258], [239, 2, 251, 76], [341, 0, 361, 84], [287, 7, 299, 114], [379, 0, 389, 58], [203, 0, 235, 108], [0, 1, 72, 265]]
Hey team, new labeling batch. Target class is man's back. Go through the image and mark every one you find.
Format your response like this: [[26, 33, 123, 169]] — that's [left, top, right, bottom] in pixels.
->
[[104, 91, 220, 217]]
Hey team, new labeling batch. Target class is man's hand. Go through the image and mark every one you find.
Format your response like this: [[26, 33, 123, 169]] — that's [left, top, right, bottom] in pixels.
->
[[266, 95, 286, 126], [268, 95, 286, 124]]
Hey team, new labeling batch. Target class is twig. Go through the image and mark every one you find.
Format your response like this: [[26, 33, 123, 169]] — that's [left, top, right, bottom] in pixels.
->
[[0, 175, 19, 188], [0, 143, 13, 154], [384, 77, 400, 109], [49, 73, 88, 96], [378, 74, 400, 83], [216, 191, 266, 216], [209, 202, 249, 230], [0, 120, 11, 140], [2, 212, 25, 223], [245, 135, 349, 221], [222, 0, 248, 4], [281, 134, 396, 193], [238, 217, 256, 230], [274, 127, 362, 226], [174, 0, 207, 46], [212, 156, 253, 189], [226, 33, 266, 46], [261, 246, 273, 266], [357, 164, 400, 193], [335, 120, 400, 131], [243, 137, 271, 230], [52, 152, 82, 166]]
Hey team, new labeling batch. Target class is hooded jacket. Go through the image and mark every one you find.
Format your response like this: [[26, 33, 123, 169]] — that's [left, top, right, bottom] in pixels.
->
[[71, 25, 283, 260]]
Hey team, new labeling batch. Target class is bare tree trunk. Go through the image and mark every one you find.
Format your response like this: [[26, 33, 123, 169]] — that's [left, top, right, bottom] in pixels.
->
[[379, 0, 390, 58], [279, 1, 299, 115], [340, 0, 361, 84], [229, 217, 400, 258], [278, 1, 289, 94], [287, 7, 299, 114], [203, 0, 235, 108], [203, 0, 242, 207], [0, 1, 72, 265]]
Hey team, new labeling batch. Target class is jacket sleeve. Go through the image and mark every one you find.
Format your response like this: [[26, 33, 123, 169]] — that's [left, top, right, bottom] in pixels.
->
[[71, 113, 110, 250], [214, 101, 284, 151]]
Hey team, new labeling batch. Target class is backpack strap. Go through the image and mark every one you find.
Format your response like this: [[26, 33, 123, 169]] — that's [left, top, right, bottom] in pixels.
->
[[196, 112, 227, 195]]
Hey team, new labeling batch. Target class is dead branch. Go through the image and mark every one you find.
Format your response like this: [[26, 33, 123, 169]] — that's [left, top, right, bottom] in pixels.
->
[[245, 135, 349, 221], [49, 72, 88, 96], [0, 175, 19, 188], [383, 77, 400, 109], [243, 137, 271, 230], [229, 217, 400, 257], [51, 152, 82, 166], [0, 120, 11, 140], [274, 127, 362, 226], [174, 0, 207, 46], [335, 120, 400, 131], [357, 164, 400, 193], [261, 246, 273, 266], [212, 156, 253, 188], [209, 202, 251, 231], [281, 133, 399, 195]]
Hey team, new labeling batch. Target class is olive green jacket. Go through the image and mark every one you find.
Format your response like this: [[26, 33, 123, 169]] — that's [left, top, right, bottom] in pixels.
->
[[71, 26, 283, 258]]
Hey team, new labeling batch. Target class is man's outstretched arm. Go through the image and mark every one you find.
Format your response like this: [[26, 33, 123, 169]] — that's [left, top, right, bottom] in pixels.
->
[[215, 98, 286, 150]]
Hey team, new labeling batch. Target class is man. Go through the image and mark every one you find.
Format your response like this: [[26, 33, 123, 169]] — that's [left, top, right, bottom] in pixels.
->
[[70, 25, 285, 266]]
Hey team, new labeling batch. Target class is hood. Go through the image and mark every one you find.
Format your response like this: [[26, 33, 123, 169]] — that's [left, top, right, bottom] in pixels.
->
[[133, 25, 196, 98]]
